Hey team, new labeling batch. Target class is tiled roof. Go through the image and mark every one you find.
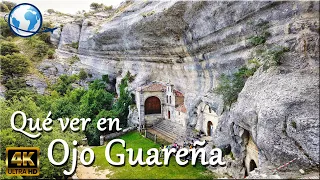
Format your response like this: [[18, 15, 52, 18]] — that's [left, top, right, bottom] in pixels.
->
[[176, 104, 187, 113], [174, 90, 184, 97], [141, 83, 166, 92]]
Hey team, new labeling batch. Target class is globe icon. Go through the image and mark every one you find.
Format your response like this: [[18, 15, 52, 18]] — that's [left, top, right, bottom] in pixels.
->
[[8, 3, 43, 37]]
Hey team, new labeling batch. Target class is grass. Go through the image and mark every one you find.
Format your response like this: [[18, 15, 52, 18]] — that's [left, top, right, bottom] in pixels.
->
[[91, 131, 216, 179]]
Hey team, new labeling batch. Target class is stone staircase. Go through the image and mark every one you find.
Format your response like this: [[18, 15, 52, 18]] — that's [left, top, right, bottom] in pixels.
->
[[150, 120, 186, 143]]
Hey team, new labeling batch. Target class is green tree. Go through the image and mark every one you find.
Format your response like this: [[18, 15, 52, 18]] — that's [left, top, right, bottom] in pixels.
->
[[79, 89, 113, 118], [0, 54, 30, 78], [0, 19, 13, 37], [90, 2, 103, 10], [0, 3, 9, 12], [112, 72, 133, 127], [0, 41, 19, 55], [2, 1, 16, 10], [79, 68, 88, 81], [47, 9, 55, 14], [35, 41, 49, 57], [47, 49, 55, 59], [89, 79, 106, 90], [102, 74, 109, 83], [52, 74, 78, 95]]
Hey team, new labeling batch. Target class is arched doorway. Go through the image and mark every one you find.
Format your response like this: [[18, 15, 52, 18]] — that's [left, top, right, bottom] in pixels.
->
[[168, 110, 171, 119], [207, 121, 214, 136], [145, 96, 161, 115], [249, 160, 257, 172]]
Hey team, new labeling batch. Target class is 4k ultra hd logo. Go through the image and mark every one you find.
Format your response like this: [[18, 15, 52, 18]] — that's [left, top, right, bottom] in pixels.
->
[[6, 147, 40, 176]]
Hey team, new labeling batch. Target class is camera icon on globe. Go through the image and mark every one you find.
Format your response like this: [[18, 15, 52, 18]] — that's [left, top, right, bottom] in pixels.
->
[[4, 3, 58, 38]]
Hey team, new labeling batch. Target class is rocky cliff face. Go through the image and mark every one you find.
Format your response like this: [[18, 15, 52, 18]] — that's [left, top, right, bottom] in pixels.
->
[[49, 0, 319, 177]]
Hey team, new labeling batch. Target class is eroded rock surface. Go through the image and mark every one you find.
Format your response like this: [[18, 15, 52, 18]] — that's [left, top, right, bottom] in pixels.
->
[[45, 0, 319, 177]]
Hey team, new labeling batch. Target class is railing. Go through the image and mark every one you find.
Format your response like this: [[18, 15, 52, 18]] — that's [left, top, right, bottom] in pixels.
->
[[145, 129, 157, 143]]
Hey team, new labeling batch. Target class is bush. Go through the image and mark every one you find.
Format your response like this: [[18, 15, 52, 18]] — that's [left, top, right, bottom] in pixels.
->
[[256, 46, 289, 69], [6, 36, 12, 41], [69, 42, 79, 49], [47, 9, 55, 14], [0, 41, 19, 56], [47, 49, 55, 59], [142, 10, 155, 18], [52, 74, 78, 95], [0, 54, 30, 78], [90, 2, 103, 10], [3, 78, 37, 99], [102, 74, 109, 83], [0, 3, 9, 12], [68, 55, 80, 64], [78, 69, 87, 80], [2, 1, 16, 10], [215, 64, 260, 109], [291, 121, 297, 129], [0, 19, 13, 37], [247, 35, 266, 46], [35, 42, 49, 57], [104, 5, 113, 11], [38, 32, 51, 44]]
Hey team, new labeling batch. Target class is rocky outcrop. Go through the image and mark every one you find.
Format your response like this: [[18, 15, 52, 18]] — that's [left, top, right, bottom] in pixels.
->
[[25, 74, 48, 94], [51, 0, 319, 177]]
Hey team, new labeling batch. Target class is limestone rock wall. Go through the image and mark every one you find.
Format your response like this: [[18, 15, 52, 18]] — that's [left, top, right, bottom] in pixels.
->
[[54, 0, 319, 174]]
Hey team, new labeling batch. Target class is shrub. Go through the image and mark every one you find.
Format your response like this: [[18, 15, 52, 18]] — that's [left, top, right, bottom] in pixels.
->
[[142, 10, 155, 17], [68, 55, 80, 64], [0, 18, 13, 37], [35, 42, 49, 57], [257, 46, 289, 69], [89, 79, 106, 90], [52, 74, 78, 95], [267, 47, 289, 66], [291, 121, 297, 129], [102, 74, 109, 83], [69, 42, 79, 49], [90, 2, 103, 11], [47, 49, 55, 59], [2, 1, 16, 10], [2, 78, 36, 99], [38, 32, 51, 44], [78, 69, 87, 80], [0, 3, 9, 12], [0, 54, 30, 78], [215, 64, 259, 109], [104, 5, 113, 11], [247, 35, 266, 46], [0, 41, 19, 56], [47, 9, 55, 14], [6, 36, 12, 41]]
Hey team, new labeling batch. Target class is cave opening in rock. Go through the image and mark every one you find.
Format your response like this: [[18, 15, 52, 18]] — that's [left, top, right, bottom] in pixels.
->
[[207, 121, 213, 136], [145, 96, 161, 115], [249, 159, 257, 172]]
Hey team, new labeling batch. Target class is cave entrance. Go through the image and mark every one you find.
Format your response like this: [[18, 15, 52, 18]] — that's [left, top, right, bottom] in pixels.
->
[[243, 129, 259, 176], [207, 121, 213, 136], [145, 96, 161, 115], [249, 160, 257, 172]]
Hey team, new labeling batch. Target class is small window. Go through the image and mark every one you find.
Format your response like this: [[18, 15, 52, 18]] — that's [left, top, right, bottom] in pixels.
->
[[166, 95, 168, 103], [170, 96, 172, 104], [209, 107, 212, 113]]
